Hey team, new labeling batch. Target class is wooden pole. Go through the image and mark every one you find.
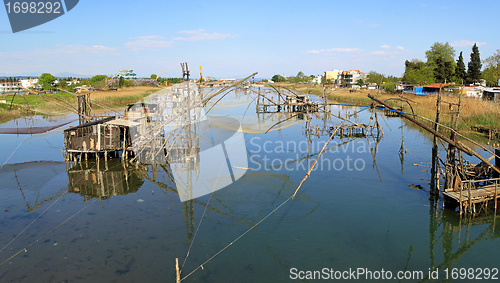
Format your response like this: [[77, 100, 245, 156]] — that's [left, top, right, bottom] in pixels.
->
[[367, 94, 472, 156], [495, 180, 498, 211], [176, 258, 181, 283], [458, 142, 500, 176], [430, 88, 441, 197], [459, 182, 463, 215], [292, 119, 348, 198]]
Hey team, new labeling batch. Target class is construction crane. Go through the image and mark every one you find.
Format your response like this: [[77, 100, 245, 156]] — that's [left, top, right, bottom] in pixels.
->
[[198, 65, 203, 84], [156, 70, 168, 86]]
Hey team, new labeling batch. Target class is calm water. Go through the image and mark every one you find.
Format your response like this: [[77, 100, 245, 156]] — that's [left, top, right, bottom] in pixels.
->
[[0, 88, 499, 282]]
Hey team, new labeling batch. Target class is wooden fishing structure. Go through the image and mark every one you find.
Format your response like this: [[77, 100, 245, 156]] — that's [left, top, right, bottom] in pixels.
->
[[63, 116, 135, 163], [305, 123, 380, 138], [378, 105, 403, 117], [255, 89, 319, 113], [368, 92, 500, 215], [471, 125, 500, 141]]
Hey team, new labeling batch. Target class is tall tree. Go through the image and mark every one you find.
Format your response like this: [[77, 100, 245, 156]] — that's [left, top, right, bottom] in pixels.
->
[[271, 74, 285, 82], [402, 59, 435, 85], [455, 51, 466, 84], [426, 42, 456, 81], [37, 73, 56, 90], [434, 57, 453, 83], [89, 75, 108, 86], [482, 49, 500, 86], [118, 76, 125, 88], [426, 42, 456, 66], [366, 71, 384, 84], [467, 43, 482, 84]]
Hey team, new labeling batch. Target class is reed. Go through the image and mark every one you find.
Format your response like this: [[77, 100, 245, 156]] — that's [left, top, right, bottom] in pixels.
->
[[313, 88, 500, 131]]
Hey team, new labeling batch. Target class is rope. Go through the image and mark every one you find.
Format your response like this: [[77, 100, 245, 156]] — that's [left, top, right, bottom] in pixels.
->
[[181, 194, 294, 281], [0, 157, 139, 266], [180, 120, 241, 272], [181, 106, 370, 281], [0, 134, 30, 170]]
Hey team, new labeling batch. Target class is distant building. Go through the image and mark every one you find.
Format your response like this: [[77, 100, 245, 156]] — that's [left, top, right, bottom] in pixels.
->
[[20, 78, 38, 88], [115, 69, 137, 79], [312, 75, 323, 85], [66, 79, 80, 85], [460, 86, 483, 98], [482, 88, 500, 102], [0, 81, 21, 93], [340, 70, 365, 86], [324, 69, 342, 84]]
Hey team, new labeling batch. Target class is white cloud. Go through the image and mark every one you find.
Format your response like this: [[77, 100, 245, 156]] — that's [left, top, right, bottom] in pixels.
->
[[126, 36, 174, 50], [380, 45, 391, 50], [396, 46, 404, 50], [0, 44, 118, 75], [371, 51, 386, 55], [305, 48, 361, 55], [89, 45, 115, 52], [173, 29, 239, 41], [451, 40, 487, 47]]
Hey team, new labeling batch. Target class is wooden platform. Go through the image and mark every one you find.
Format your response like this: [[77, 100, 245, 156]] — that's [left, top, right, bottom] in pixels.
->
[[305, 123, 381, 138], [256, 102, 318, 113], [443, 179, 500, 214]]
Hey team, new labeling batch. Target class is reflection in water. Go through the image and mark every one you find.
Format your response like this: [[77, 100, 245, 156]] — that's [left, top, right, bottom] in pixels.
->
[[0, 161, 67, 211], [0, 114, 77, 134], [423, 201, 499, 282], [67, 159, 145, 200]]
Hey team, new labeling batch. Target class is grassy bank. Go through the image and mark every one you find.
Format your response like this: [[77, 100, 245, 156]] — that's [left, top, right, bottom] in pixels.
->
[[295, 85, 500, 133], [0, 86, 161, 122]]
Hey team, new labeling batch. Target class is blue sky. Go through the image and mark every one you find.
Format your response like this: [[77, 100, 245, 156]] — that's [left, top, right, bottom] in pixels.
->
[[1, 0, 499, 79]]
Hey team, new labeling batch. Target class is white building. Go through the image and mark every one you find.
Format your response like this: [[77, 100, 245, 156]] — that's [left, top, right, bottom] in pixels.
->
[[20, 78, 38, 88], [312, 75, 323, 85], [115, 69, 137, 79], [460, 86, 483, 98], [340, 70, 365, 86], [0, 81, 21, 93]]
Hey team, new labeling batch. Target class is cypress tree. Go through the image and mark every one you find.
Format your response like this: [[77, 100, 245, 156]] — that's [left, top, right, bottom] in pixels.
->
[[455, 51, 466, 84], [467, 43, 482, 84]]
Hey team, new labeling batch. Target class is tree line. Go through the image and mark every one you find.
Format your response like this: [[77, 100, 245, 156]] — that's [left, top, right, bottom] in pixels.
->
[[402, 42, 499, 86], [271, 71, 315, 83]]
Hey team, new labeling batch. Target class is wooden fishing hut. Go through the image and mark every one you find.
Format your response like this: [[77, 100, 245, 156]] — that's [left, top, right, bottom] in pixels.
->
[[63, 116, 137, 162]]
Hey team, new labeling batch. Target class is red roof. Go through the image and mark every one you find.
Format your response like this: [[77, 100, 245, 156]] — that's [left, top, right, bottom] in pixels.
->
[[423, 83, 450, 88]]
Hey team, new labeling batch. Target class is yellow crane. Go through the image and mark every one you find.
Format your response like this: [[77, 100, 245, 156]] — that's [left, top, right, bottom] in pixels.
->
[[156, 70, 168, 86], [198, 65, 203, 84]]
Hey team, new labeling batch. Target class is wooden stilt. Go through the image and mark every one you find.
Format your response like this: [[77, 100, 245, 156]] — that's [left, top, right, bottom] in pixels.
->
[[495, 180, 498, 212], [176, 258, 181, 283]]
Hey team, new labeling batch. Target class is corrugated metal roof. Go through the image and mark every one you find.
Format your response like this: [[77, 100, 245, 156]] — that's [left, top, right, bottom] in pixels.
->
[[423, 83, 450, 88]]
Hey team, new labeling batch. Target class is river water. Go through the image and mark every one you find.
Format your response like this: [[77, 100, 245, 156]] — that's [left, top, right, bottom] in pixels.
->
[[0, 86, 499, 282]]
